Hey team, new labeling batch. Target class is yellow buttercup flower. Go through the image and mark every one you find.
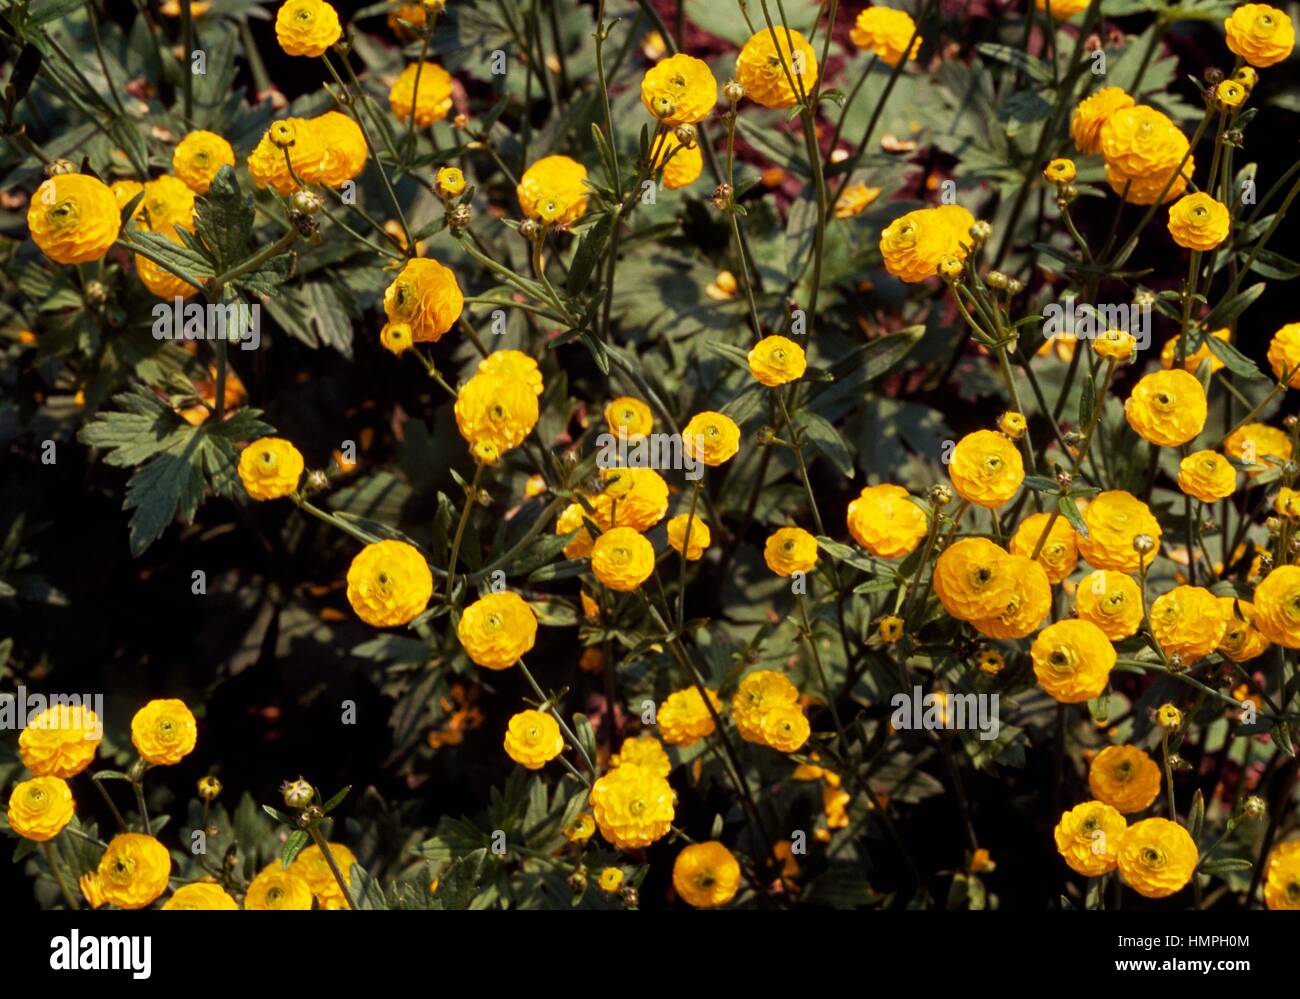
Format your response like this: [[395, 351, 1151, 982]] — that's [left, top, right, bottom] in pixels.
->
[[1099, 106, 1192, 204], [131, 699, 197, 766], [27, 173, 121, 265], [503, 709, 564, 770], [172, 130, 237, 194], [455, 371, 540, 456], [1094, 327, 1137, 362], [731, 670, 800, 744], [7, 776, 74, 842], [849, 7, 921, 66], [18, 703, 102, 778], [658, 687, 721, 745], [672, 842, 741, 908], [1089, 745, 1162, 814], [238, 437, 304, 501], [556, 499, 607, 559], [436, 166, 466, 199], [599, 466, 669, 531], [977, 648, 1005, 674], [605, 397, 653, 439], [748, 335, 807, 387], [598, 867, 625, 893], [288, 842, 357, 909], [245, 862, 314, 909], [1253, 565, 1300, 647], [1077, 490, 1162, 572], [346, 539, 434, 628], [588, 763, 675, 850], [972, 555, 1051, 640], [666, 513, 710, 560], [1075, 570, 1144, 640], [563, 813, 596, 843], [1216, 79, 1247, 108], [1010, 511, 1078, 584], [846, 483, 928, 558], [1167, 193, 1230, 250], [933, 537, 1016, 622], [1125, 368, 1207, 447], [380, 320, 413, 355], [111, 179, 145, 217], [1224, 4, 1294, 68], [162, 882, 240, 910], [303, 111, 367, 187], [655, 133, 703, 190], [1043, 157, 1077, 184], [389, 61, 454, 127], [1071, 86, 1135, 155], [591, 527, 656, 592], [1036, 0, 1088, 18], [879, 204, 976, 283], [1225, 421, 1292, 475], [478, 349, 543, 395], [1031, 619, 1116, 703], [1177, 450, 1236, 502], [1117, 817, 1197, 899], [135, 228, 204, 299], [1218, 597, 1271, 662], [760, 702, 810, 752], [274, 0, 342, 57], [735, 27, 818, 109], [948, 429, 1025, 507], [641, 53, 717, 125], [682, 411, 741, 466], [1160, 328, 1230, 373], [383, 257, 464, 342], [1150, 585, 1225, 663], [1277, 487, 1300, 518], [1264, 841, 1300, 909], [458, 591, 538, 669], [879, 615, 904, 643], [611, 735, 671, 778], [247, 117, 324, 195], [834, 182, 882, 218], [517, 155, 589, 225], [98, 833, 172, 909], [763, 526, 818, 576], [1267, 323, 1300, 386], [1054, 800, 1126, 876]]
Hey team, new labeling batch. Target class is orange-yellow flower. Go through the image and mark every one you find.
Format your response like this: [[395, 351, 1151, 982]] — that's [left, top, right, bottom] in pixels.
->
[[1089, 745, 1162, 814], [735, 27, 818, 109], [672, 842, 741, 907], [27, 173, 121, 265], [1031, 619, 1116, 703]]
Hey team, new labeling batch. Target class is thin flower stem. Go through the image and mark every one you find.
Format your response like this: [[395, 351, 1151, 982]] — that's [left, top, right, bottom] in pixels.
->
[[516, 657, 596, 779], [306, 826, 359, 910], [41, 842, 80, 910], [445, 462, 486, 603]]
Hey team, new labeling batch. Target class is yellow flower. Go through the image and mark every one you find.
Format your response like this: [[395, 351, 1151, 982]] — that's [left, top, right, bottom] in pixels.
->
[[760, 702, 810, 752], [1264, 841, 1300, 909], [763, 526, 818, 576], [653, 133, 703, 190], [162, 882, 240, 910], [1031, 619, 1116, 704], [346, 539, 434, 628], [517, 155, 589, 225], [705, 269, 738, 300], [172, 130, 237, 194], [1218, 597, 1271, 662], [1100, 106, 1193, 204], [932, 537, 1016, 621], [457, 591, 538, 669], [1150, 585, 1226, 663], [1167, 192, 1230, 251], [1043, 157, 1077, 184], [1225, 422, 1292, 475], [731, 670, 800, 744], [1234, 65, 1260, 88], [1267, 323, 1300, 386], [605, 396, 653, 439], [131, 699, 197, 766], [1089, 744, 1162, 813], [1125, 368, 1207, 447], [971, 555, 1051, 640], [640, 53, 717, 124], [1177, 450, 1236, 502], [287, 842, 357, 909], [849, 7, 921, 66], [247, 117, 324, 195], [1094, 327, 1136, 361], [245, 863, 314, 910], [303, 111, 367, 187], [1075, 569, 1144, 640], [598, 867, 625, 893], [563, 813, 596, 843], [682, 411, 741, 466], [658, 687, 721, 745], [135, 228, 204, 299], [504, 709, 564, 770], [141, 177, 198, 235], [1252, 565, 1300, 647], [80, 872, 105, 909], [389, 61, 454, 127], [1216, 79, 1247, 108], [611, 735, 671, 778], [879, 204, 976, 283], [478, 349, 543, 395], [111, 179, 145, 217], [1036, 0, 1089, 17], [834, 182, 882, 218], [454, 371, 540, 456], [274, 0, 342, 57], [999, 411, 1027, 439], [27, 173, 121, 265], [591, 527, 656, 592], [879, 615, 904, 643], [1156, 703, 1182, 730], [666, 513, 710, 560], [1009, 511, 1078, 584], [672, 842, 741, 907], [977, 649, 1005, 674], [237, 437, 304, 501], [846, 483, 928, 558], [98, 833, 172, 909], [735, 27, 819, 109], [380, 320, 413, 355], [1224, 4, 1295, 68], [1070, 86, 1134, 155], [599, 466, 669, 531], [556, 499, 606, 559], [7, 776, 74, 842], [588, 763, 675, 850], [1161, 328, 1230, 373], [1054, 800, 1126, 877], [18, 703, 102, 777], [436, 166, 466, 199], [948, 429, 1025, 507], [1077, 490, 1162, 572], [747, 335, 807, 387], [1117, 817, 1197, 899], [383, 257, 464, 342]]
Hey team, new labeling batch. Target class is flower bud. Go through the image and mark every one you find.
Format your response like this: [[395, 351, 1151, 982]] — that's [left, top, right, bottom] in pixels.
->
[[986, 270, 1008, 290], [674, 124, 697, 148], [291, 189, 322, 216], [711, 183, 734, 212], [1156, 703, 1182, 729], [567, 868, 588, 893], [723, 80, 745, 104], [518, 218, 541, 241], [84, 281, 109, 307], [1243, 795, 1266, 820], [281, 777, 314, 810], [306, 469, 329, 493], [1233, 66, 1259, 90], [1204, 67, 1224, 86], [1132, 533, 1156, 555], [269, 121, 297, 148], [198, 776, 222, 802], [46, 159, 77, 177], [650, 95, 677, 120], [449, 203, 472, 233], [968, 220, 992, 245], [756, 425, 777, 446], [927, 483, 953, 507]]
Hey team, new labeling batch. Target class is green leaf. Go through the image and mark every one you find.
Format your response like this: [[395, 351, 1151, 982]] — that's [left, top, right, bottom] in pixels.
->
[[1202, 330, 1266, 381], [1198, 857, 1252, 875], [1201, 282, 1264, 331], [816, 536, 879, 573], [1189, 789, 1205, 842], [567, 213, 613, 296], [434, 849, 487, 909], [280, 830, 310, 868], [195, 166, 255, 275], [321, 786, 352, 814], [573, 713, 597, 766], [798, 411, 854, 477], [1058, 495, 1088, 537]]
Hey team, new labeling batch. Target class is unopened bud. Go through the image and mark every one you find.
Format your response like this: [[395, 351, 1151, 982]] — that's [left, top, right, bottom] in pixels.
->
[[1243, 795, 1266, 820], [197, 776, 222, 802], [45, 159, 77, 177], [291, 189, 322, 216], [674, 124, 697, 148], [928, 483, 953, 507], [281, 777, 314, 810], [986, 270, 1008, 290], [968, 220, 992, 245], [1132, 533, 1156, 555], [518, 218, 541, 241], [724, 80, 745, 104], [449, 203, 472, 233], [84, 281, 109, 307]]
